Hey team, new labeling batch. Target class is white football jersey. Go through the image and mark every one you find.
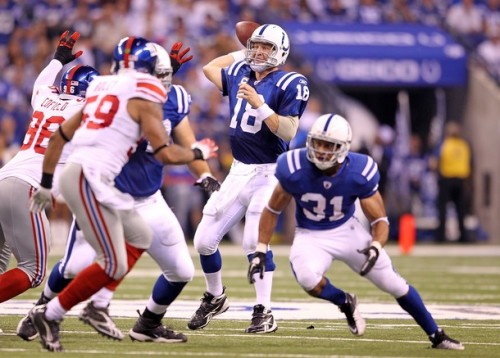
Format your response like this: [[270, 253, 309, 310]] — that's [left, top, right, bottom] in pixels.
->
[[67, 71, 167, 181], [0, 85, 84, 187]]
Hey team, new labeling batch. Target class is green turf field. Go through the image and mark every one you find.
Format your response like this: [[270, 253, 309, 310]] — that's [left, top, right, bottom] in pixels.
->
[[1, 244, 499, 357]]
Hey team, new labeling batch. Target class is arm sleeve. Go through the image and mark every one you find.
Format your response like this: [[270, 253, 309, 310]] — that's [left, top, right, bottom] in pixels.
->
[[31, 60, 63, 107]]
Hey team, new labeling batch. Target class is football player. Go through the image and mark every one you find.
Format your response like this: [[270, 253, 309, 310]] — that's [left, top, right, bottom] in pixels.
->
[[188, 24, 309, 334], [248, 114, 464, 350], [17, 42, 219, 344], [0, 30, 98, 303], [28, 37, 218, 352]]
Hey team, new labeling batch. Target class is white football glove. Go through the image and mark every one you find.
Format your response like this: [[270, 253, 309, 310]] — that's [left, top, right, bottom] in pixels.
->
[[191, 138, 218, 160], [30, 187, 54, 213]]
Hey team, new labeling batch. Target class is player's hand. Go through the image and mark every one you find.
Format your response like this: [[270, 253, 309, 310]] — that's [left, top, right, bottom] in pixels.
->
[[170, 42, 193, 75], [54, 30, 83, 65], [357, 242, 381, 276], [30, 187, 54, 213], [247, 251, 266, 284], [194, 173, 221, 195], [191, 138, 218, 160]]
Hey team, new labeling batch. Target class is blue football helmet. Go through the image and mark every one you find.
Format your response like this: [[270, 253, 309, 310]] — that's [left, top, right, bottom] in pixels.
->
[[111, 36, 158, 75], [60, 65, 99, 98]]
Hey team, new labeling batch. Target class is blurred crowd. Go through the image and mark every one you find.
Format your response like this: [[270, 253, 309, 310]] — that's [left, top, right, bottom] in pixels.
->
[[0, 0, 492, 243]]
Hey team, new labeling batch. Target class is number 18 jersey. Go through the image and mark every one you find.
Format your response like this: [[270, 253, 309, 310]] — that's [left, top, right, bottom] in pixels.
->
[[222, 61, 309, 164]]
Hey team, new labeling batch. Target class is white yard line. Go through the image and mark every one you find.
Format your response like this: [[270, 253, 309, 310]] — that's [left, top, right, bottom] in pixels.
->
[[2, 299, 499, 320]]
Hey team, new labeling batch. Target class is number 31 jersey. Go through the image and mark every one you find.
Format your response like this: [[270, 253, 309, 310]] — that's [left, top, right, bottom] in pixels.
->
[[275, 148, 380, 230], [0, 85, 84, 187]]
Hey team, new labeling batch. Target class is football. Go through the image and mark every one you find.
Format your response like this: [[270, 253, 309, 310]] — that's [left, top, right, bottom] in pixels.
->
[[235, 21, 260, 47]]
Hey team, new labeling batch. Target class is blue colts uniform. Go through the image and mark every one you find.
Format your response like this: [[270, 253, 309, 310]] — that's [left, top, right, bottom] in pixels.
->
[[276, 149, 379, 230], [115, 85, 191, 197], [222, 61, 309, 164]]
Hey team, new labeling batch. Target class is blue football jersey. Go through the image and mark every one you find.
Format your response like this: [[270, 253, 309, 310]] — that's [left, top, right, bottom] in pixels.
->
[[275, 149, 379, 230], [221, 61, 309, 164], [114, 85, 191, 197]]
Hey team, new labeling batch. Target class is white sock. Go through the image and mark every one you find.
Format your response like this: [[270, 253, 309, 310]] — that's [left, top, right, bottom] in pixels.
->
[[91, 287, 114, 308], [146, 295, 168, 315], [45, 297, 67, 321], [43, 284, 58, 300], [205, 271, 224, 297], [253, 271, 273, 309]]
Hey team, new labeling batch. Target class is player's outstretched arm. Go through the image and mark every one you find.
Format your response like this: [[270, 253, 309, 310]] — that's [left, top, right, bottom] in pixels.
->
[[172, 117, 221, 194], [202, 50, 244, 91], [134, 99, 218, 164]]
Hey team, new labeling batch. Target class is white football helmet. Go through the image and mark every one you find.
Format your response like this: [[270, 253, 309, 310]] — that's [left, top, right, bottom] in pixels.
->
[[150, 43, 173, 92], [306, 114, 352, 170], [245, 24, 290, 72]]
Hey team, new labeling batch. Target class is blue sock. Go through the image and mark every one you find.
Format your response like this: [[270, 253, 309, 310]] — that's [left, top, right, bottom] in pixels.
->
[[200, 250, 222, 273], [318, 278, 346, 306], [47, 261, 72, 294], [151, 275, 186, 306], [246, 250, 276, 271], [397, 285, 438, 335]]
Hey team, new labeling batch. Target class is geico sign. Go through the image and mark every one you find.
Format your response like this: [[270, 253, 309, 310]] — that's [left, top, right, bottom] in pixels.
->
[[317, 59, 442, 83]]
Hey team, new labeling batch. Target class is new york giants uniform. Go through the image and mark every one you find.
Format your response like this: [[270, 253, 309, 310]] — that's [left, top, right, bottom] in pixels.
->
[[0, 60, 84, 290], [58, 72, 166, 280], [194, 62, 309, 256], [278, 149, 408, 297], [53, 85, 194, 291]]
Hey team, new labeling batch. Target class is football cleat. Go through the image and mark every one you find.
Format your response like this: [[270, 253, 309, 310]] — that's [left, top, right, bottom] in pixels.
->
[[187, 287, 229, 330], [17, 293, 50, 341], [29, 305, 63, 352], [16, 314, 38, 341], [129, 314, 187, 343], [245, 304, 278, 334], [339, 293, 366, 336], [79, 301, 124, 340], [429, 329, 464, 350]]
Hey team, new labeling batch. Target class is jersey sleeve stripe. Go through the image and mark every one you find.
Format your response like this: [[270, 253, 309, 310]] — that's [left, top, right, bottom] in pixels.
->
[[279, 73, 303, 90], [137, 81, 167, 98], [228, 61, 245, 76], [293, 149, 301, 171], [366, 162, 378, 181], [136, 89, 165, 103], [286, 149, 301, 174], [286, 151, 296, 174], [361, 157, 374, 176]]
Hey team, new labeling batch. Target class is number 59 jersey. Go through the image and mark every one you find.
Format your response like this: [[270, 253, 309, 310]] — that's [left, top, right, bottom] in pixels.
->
[[68, 72, 167, 181], [0, 85, 84, 188], [275, 149, 380, 230], [222, 61, 309, 164]]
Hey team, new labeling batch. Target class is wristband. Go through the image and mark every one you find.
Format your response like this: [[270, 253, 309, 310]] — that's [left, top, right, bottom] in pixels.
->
[[255, 103, 275, 120], [255, 242, 268, 253], [229, 50, 246, 62], [265, 204, 282, 215], [58, 126, 70, 142], [370, 216, 389, 226], [371, 241, 382, 251], [193, 148, 204, 160], [153, 143, 168, 155], [40, 172, 54, 189]]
